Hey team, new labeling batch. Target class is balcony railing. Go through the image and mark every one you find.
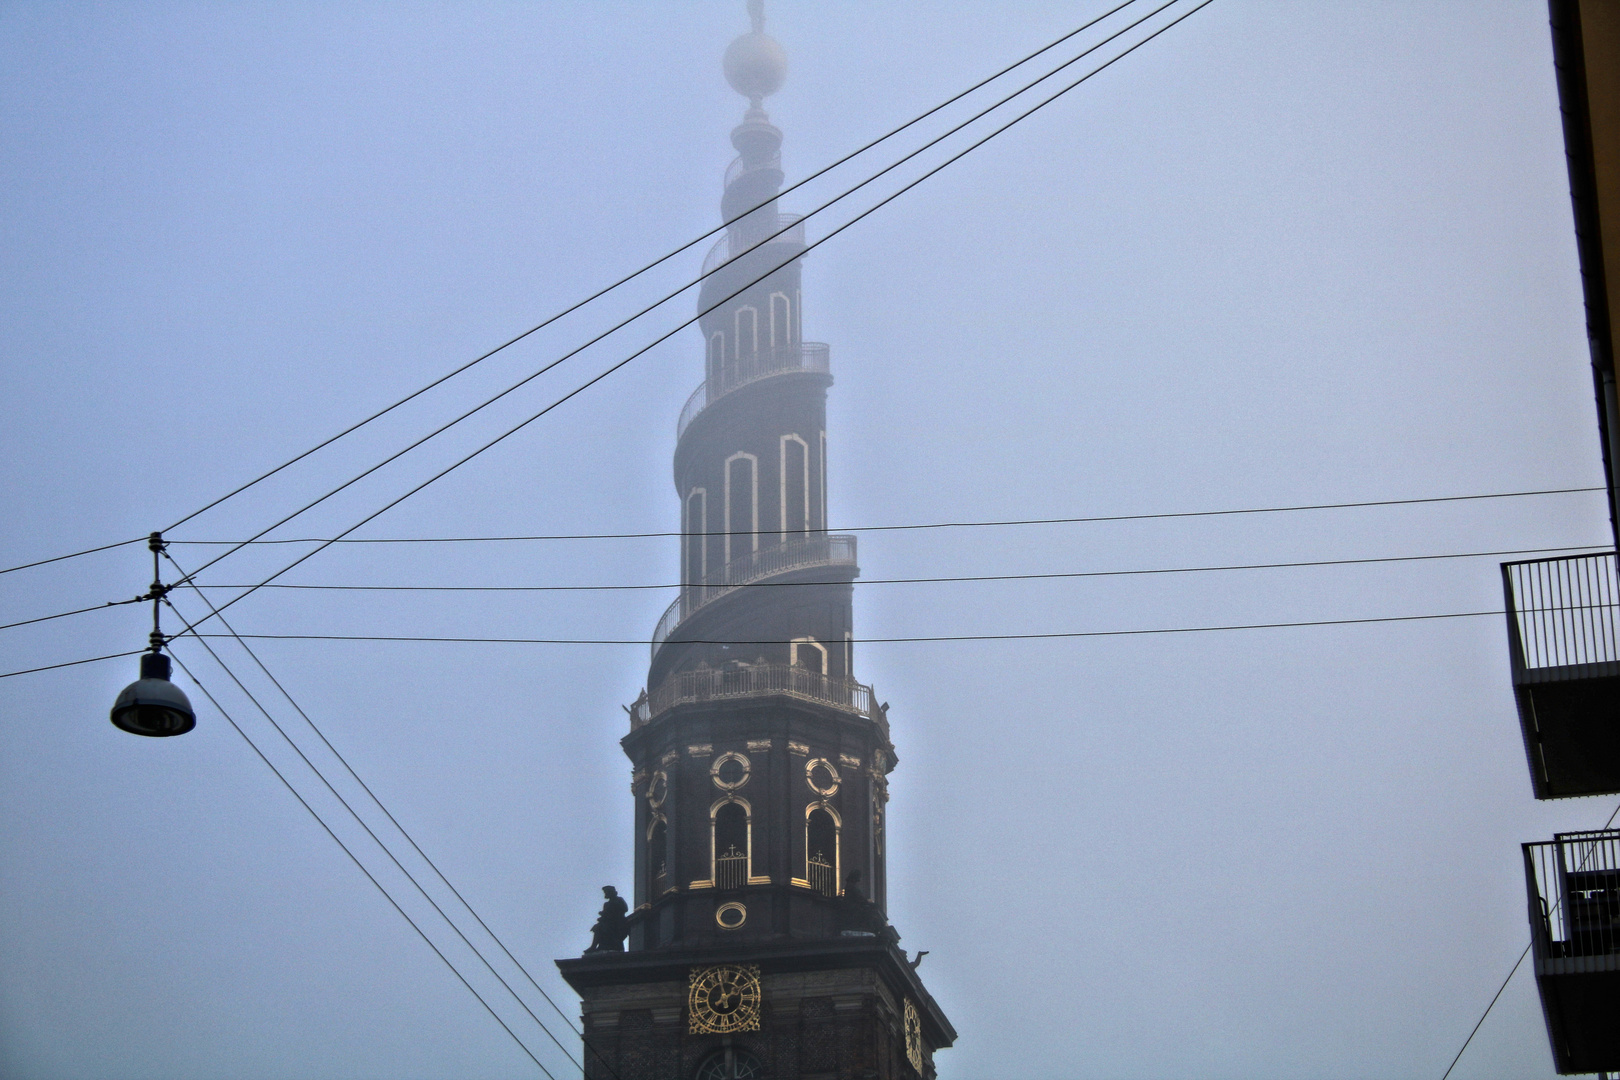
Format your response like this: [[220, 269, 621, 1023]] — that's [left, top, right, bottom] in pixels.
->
[[701, 213, 805, 276], [716, 846, 748, 891], [725, 152, 781, 189], [1522, 830, 1620, 1073], [808, 852, 836, 898], [629, 662, 875, 729], [677, 342, 830, 442], [1526, 830, 1620, 965], [651, 533, 856, 657], [1504, 552, 1620, 675], [1501, 552, 1620, 799]]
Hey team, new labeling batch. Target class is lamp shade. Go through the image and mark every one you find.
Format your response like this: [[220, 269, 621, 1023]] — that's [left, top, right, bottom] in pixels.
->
[[110, 652, 195, 737]]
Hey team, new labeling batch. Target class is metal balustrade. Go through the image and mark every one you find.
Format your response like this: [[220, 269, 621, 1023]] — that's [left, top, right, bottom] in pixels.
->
[[725, 152, 780, 188], [628, 662, 875, 729], [1522, 830, 1620, 1074], [677, 342, 830, 442], [1504, 552, 1620, 675], [1500, 552, 1620, 799], [651, 533, 855, 656], [701, 213, 805, 276], [807, 852, 836, 898], [716, 846, 748, 891]]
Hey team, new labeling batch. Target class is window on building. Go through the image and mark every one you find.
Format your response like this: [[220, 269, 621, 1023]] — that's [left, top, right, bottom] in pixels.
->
[[781, 435, 808, 537], [714, 800, 750, 890], [685, 489, 707, 589], [707, 331, 725, 384], [735, 306, 758, 360], [725, 453, 758, 563], [819, 430, 828, 532], [806, 806, 839, 897], [648, 817, 668, 894], [791, 637, 827, 675], [769, 292, 792, 350], [694, 1048, 764, 1080]]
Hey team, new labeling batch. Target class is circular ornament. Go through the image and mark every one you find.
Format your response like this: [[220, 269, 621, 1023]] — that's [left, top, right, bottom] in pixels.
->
[[715, 901, 747, 930], [688, 964, 762, 1033], [647, 770, 669, 809], [711, 751, 751, 791], [805, 757, 840, 797]]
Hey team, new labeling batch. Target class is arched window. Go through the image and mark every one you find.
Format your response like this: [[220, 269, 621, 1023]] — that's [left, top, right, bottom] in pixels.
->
[[712, 798, 751, 890], [724, 453, 758, 563], [648, 816, 668, 895], [806, 804, 840, 897], [769, 291, 792, 350], [684, 489, 707, 593], [694, 1048, 764, 1080], [734, 306, 758, 361], [780, 434, 809, 538], [819, 430, 828, 532], [791, 637, 827, 676], [844, 631, 853, 681], [707, 331, 726, 386]]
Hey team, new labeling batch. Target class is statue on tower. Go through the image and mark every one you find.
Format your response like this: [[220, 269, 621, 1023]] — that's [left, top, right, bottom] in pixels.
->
[[584, 885, 628, 952]]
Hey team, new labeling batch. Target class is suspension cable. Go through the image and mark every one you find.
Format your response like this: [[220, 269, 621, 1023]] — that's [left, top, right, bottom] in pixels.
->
[[167, 647, 560, 1078], [159, 0, 1144, 535]]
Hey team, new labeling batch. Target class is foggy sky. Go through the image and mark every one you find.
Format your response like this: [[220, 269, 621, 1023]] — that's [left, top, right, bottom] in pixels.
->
[[0, 2, 1610, 1078]]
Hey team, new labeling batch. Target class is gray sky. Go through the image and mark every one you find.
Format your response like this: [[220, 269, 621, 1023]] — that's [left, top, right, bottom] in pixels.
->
[[0, 2, 1610, 1078]]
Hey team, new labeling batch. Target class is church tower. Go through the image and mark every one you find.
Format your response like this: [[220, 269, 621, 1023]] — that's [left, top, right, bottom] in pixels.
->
[[556, 5, 956, 1078]]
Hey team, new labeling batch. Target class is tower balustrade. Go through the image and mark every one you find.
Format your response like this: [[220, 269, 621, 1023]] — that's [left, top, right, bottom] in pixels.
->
[[1501, 551, 1620, 798], [651, 532, 856, 657], [677, 341, 830, 440], [700, 212, 804, 276], [629, 661, 878, 729]]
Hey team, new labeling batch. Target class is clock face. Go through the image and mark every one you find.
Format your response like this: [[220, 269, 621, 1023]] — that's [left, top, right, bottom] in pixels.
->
[[688, 964, 762, 1034], [904, 999, 924, 1072]]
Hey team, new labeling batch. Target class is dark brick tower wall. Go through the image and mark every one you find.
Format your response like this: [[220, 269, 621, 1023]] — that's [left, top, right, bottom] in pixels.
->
[[559, 7, 954, 1078]]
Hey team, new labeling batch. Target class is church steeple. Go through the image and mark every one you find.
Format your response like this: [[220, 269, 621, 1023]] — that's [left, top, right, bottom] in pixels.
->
[[558, 7, 954, 1076]]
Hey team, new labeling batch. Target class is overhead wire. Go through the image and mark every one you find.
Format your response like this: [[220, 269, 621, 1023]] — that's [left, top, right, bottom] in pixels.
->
[[163, 582, 586, 1077], [0, 649, 144, 680], [1437, 800, 1620, 1080], [0, 537, 144, 578], [150, 0, 1229, 642], [190, 544, 1610, 594], [0, 541, 1588, 677], [190, 609, 1507, 648], [158, 0, 1145, 537], [163, 551, 617, 1079], [164, 0, 1182, 592], [0, 594, 154, 634], [166, 486, 1607, 546], [166, 647, 560, 1078], [0, 495, 1600, 636]]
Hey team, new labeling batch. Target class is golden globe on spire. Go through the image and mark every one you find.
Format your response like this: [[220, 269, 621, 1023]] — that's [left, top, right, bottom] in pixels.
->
[[722, 0, 786, 108]]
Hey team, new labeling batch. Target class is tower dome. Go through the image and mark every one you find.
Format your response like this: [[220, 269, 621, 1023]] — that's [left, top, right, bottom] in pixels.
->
[[722, 1, 785, 105]]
